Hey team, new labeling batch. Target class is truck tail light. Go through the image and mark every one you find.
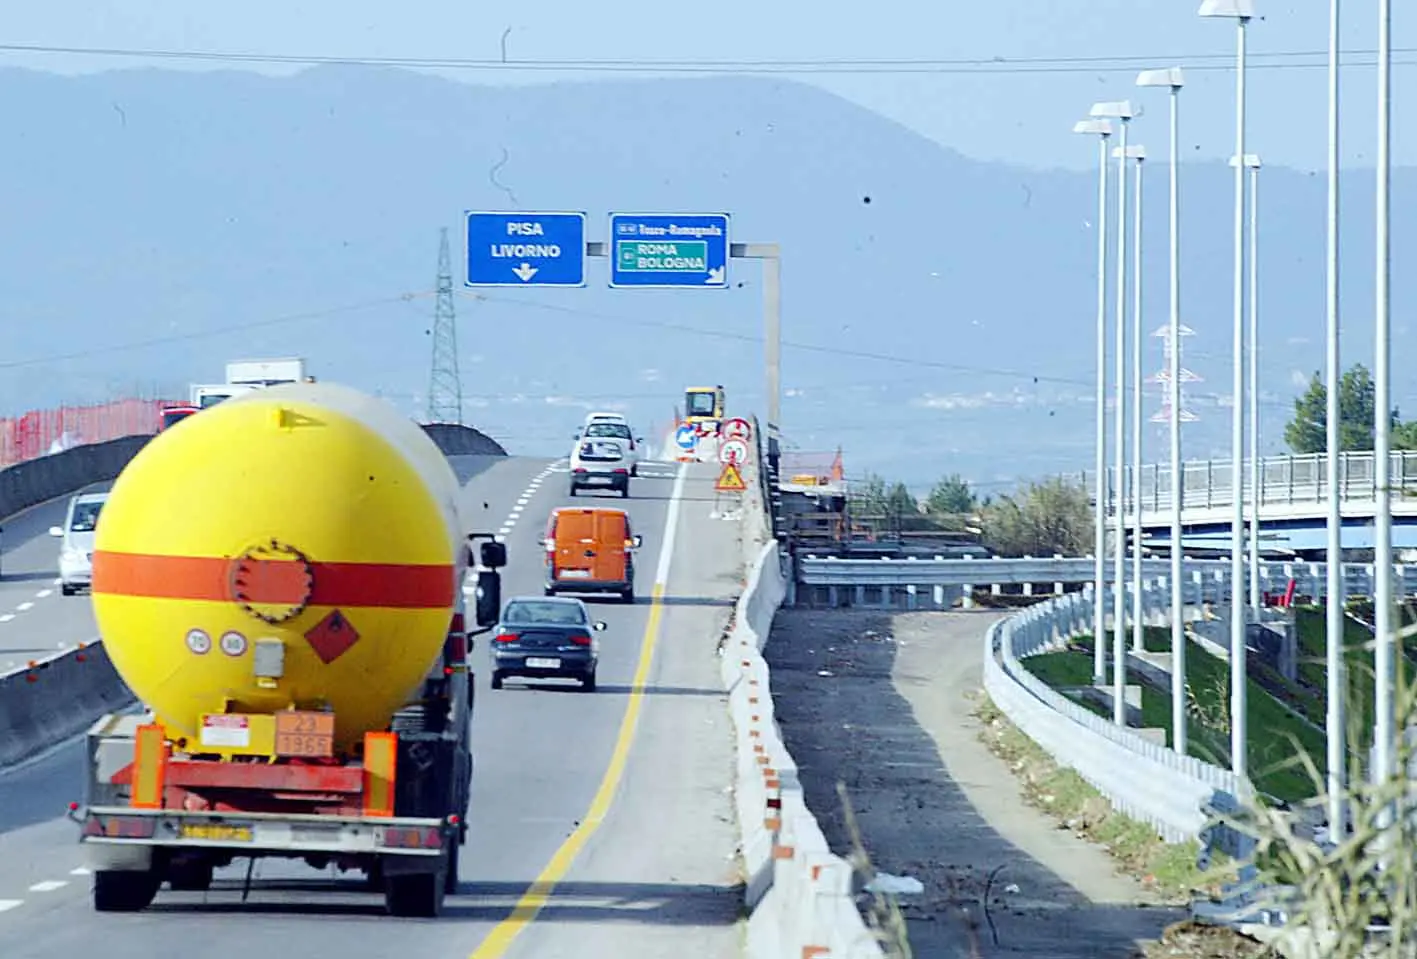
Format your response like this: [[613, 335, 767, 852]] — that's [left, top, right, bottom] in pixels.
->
[[380, 826, 443, 850]]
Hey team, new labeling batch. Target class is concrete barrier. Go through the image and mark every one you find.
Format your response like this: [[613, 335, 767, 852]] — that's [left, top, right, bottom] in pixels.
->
[[724, 455, 885, 958], [0, 434, 154, 520], [0, 642, 135, 767], [419, 423, 507, 457]]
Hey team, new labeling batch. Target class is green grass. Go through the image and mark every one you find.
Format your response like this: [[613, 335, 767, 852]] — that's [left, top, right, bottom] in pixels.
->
[[1022, 628, 1326, 804]]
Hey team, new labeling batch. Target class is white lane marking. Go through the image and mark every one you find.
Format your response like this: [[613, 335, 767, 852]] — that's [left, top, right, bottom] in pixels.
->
[[35, 589, 52, 599], [654, 463, 688, 587], [0, 614, 13, 623], [498, 527, 512, 536], [14, 603, 32, 612], [70, 867, 90, 876], [28, 880, 66, 892], [0, 900, 21, 913]]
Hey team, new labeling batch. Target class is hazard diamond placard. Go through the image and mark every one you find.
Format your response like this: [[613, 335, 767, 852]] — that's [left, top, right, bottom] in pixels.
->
[[715, 462, 747, 492]]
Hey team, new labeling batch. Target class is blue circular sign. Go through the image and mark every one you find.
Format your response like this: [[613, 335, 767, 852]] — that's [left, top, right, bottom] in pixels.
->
[[675, 424, 697, 450]]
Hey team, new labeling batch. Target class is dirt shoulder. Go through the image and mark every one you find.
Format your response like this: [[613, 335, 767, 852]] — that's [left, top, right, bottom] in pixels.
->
[[764, 608, 1203, 958]]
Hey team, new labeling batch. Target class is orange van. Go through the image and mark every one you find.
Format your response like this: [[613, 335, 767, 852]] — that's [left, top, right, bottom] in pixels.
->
[[543, 507, 643, 603]]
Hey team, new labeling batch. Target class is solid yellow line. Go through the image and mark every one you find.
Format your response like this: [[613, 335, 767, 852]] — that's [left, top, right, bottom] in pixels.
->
[[466, 581, 668, 959]]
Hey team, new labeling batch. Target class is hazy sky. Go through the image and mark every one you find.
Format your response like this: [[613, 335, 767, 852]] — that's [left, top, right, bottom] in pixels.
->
[[3, 1, 1410, 173]]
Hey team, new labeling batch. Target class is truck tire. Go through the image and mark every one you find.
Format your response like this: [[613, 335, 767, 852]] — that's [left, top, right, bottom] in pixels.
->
[[93, 870, 160, 912], [384, 868, 446, 918]]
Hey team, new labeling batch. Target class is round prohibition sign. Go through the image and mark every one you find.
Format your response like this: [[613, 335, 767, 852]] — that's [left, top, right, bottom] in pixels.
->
[[719, 438, 750, 466], [721, 417, 752, 443]]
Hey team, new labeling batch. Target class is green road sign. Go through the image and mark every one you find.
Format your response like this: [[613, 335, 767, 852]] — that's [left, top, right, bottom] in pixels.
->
[[615, 239, 709, 273]]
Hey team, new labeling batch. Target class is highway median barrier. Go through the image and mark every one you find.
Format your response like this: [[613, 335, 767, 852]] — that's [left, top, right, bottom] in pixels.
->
[[722, 527, 885, 956], [0, 641, 135, 768]]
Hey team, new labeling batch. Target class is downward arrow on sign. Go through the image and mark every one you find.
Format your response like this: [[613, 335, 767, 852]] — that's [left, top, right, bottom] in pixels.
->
[[512, 263, 539, 282]]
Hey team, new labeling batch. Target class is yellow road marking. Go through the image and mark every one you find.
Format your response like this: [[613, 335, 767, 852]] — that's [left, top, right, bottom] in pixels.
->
[[467, 580, 669, 958]]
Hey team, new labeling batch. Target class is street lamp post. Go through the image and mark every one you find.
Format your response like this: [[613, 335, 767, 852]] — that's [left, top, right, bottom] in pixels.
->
[[1322, 0, 1346, 843], [1137, 66, 1187, 756], [1074, 117, 1115, 685], [1373, 0, 1395, 807], [1231, 152, 1263, 619], [1092, 99, 1142, 726], [1115, 143, 1148, 656], [1199, 0, 1254, 786]]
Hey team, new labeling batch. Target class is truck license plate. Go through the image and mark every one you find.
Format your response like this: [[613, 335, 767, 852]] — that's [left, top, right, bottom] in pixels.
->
[[180, 822, 253, 843], [561, 569, 590, 578], [525, 658, 560, 669]]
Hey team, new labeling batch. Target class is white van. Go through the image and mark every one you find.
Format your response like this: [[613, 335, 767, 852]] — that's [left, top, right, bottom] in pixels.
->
[[51, 491, 108, 595]]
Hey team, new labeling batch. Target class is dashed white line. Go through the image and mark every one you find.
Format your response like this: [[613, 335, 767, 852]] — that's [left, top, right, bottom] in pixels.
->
[[15, 602, 33, 612], [28, 880, 67, 893], [35, 589, 52, 599], [0, 614, 13, 624], [69, 867, 91, 876], [0, 900, 21, 913]]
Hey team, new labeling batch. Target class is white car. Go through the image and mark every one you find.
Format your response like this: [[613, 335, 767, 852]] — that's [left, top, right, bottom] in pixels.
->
[[576, 419, 643, 476], [569, 432, 631, 497], [51, 491, 108, 595]]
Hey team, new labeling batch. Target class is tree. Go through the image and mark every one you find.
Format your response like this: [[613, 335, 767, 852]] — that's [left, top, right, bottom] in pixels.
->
[[925, 473, 976, 515], [1284, 363, 1397, 454], [981, 477, 1094, 557]]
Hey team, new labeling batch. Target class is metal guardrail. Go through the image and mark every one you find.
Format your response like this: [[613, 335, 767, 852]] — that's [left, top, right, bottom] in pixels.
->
[[794, 555, 1417, 608], [982, 590, 1244, 844], [1073, 450, 1417, 517]]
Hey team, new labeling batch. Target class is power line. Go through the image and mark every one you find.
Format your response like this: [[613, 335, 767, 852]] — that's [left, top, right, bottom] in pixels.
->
[[0, 294, 416, 371], [0, 41, 1415, 75]]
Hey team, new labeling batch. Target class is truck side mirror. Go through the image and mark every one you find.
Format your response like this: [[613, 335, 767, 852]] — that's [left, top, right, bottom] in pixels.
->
[[633, 535, 644, 549], [473, 570, 501, 627], [478, 540, 507, 569]]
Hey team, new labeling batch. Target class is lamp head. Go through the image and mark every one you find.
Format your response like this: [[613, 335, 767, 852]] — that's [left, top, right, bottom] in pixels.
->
[[1136, 67, 1186, 90]]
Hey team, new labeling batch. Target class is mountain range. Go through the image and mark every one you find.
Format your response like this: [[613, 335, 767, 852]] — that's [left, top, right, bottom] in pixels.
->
[[0, 64, 1412, 493]]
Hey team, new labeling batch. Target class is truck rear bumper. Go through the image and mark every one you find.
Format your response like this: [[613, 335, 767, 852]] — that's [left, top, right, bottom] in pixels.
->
[[77, 806, 447, 862]]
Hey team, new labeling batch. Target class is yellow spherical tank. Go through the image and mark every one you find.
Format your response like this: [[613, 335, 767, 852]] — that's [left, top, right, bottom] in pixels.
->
[[91, 381, 467, 755]]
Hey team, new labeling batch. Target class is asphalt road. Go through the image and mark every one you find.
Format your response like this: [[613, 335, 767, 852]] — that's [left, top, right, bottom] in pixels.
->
[[0, 453, 745, 959], [0, 482, 112, 668]]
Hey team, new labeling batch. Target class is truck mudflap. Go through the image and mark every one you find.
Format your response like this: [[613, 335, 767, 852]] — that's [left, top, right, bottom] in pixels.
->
[[74, 805, 448, 857]]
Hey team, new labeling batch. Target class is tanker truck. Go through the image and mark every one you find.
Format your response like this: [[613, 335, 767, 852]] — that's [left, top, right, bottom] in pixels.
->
[[68, 380, 506, 918]]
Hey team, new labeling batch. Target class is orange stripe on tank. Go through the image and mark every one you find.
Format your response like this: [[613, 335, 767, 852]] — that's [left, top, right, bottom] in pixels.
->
[[91, 550, 455, 609]]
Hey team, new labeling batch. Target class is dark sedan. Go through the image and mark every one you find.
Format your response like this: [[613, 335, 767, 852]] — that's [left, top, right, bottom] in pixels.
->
[[488, 595, 607, 691]]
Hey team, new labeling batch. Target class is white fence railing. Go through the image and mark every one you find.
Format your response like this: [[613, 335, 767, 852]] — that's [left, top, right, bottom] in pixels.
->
[[1071, 450, 1417, 517]]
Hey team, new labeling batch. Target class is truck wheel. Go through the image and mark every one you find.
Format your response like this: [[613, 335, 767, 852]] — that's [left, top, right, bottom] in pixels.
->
[[621, 586, 635, 604], [619, 483, 630, 499], [167, 859, 213, 892], [93, 870, 161, 912], [568, 482, 578, 497], [61, 583, 75, 596], [384, 869, 446, 918]]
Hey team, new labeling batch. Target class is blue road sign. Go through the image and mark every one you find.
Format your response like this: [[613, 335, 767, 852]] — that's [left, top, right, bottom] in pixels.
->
[[675, 423, 698, 450], [465, 211, 587, 287], [608, 213, 730, 289]]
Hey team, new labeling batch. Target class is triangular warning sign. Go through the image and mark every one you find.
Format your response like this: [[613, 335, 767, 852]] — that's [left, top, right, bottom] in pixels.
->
[[716, 462, 747, 492]]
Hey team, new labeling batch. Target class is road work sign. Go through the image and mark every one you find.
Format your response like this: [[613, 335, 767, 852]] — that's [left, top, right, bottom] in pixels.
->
[[715, 462, 747, 492]]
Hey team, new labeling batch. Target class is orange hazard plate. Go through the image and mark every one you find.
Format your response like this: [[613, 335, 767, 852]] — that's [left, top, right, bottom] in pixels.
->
[[275, 711, 335, 759]]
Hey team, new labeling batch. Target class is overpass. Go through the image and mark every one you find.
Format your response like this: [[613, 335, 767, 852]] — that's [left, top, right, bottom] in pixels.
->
[[1070, 450, 1417, 555]]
